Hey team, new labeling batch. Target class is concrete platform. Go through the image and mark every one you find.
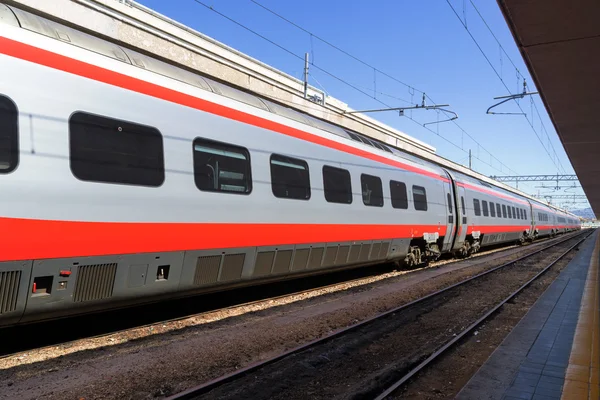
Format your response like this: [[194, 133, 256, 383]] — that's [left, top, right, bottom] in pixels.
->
[[457, 230, 600, 400]]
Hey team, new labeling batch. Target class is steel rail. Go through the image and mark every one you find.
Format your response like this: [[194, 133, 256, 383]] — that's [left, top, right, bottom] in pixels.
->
[[374, 229, 593, 399], [166, 229, 590, 400]]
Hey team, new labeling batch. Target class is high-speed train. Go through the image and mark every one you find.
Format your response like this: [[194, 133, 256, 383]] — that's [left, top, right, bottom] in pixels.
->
[[0, 3, 580, 326]]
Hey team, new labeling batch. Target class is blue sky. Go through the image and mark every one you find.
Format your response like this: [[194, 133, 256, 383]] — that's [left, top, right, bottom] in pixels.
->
[[135, 0, 588, 212]]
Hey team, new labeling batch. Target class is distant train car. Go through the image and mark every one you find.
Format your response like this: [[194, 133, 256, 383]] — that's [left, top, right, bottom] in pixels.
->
[[0, 3, 579, 327]]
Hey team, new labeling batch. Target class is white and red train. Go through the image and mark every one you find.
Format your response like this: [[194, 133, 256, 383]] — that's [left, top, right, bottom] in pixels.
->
[[0, 3, 580, 326]]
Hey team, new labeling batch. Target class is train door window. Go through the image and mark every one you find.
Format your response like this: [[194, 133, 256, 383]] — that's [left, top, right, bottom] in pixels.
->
[[0, 95, 18, 173], [489, 202, 496, 217], [323, 165, 352, 204], [447, 193, 453, 214], [390, 180, 408, 209], [502, 204, 507, 218], [512, 206, 516, 219], [361, 174, 383, 207], [473, 199, 481, 216], [70, 112, 164, 186], [412, 185, 428, 211], [496, 203, 502, 218], [482, 200, 489, 217], [507, 206, 512, 219], [270, 154, 310, 200], [461, 196, 466, 214], [193, 138, 251, 194]]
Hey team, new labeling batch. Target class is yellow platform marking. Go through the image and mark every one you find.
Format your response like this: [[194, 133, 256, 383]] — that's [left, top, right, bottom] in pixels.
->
[[561, 234, 600, 400]]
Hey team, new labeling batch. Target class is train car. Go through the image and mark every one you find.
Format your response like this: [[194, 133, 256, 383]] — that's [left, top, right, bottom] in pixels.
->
[[0, 3, 580, 327], [447, 171, 533, 252]]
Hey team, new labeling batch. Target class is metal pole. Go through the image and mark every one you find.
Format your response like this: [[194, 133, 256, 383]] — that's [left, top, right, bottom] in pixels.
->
[[469, 149, 472, 169], [303, 52, 309, 99]]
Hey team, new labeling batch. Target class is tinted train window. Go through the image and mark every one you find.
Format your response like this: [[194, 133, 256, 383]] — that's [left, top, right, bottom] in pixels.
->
[[482, 200, 489, 217], [390, 180, 408, 209], [507, 206, 512, 219], [521, 209, 525, 219], [70, 112, 164, 186], [323, 165, 352, 204], [489, 202, 496, 217], [0, 95, 18, 173], [461, 197, 466, 214], [270, 154, 310, 200], [361, 174, 383, 207], [412, 185, 428, 211], [502, 204, 507, 218], [193, 138, 251, 194], [512, 207, 517, 219], [473, 199, 481, 216], [496, 203, 502, 218], [447, 193, 453, 214]]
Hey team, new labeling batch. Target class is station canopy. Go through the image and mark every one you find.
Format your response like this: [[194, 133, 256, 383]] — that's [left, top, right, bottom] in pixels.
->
[[497, 0, 600, 217]]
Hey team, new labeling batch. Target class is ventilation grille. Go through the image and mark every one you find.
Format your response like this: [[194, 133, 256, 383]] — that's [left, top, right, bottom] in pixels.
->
[[73, 263, 117, 303], [254, 252, 275, 277], [194, 255, 222, 286], [220, 254, 245, 282], [308, 247, 324, 269], [0, 271, 21, 314], [322, 246, 338, 267], [291, 249, 310, 271], [348, 245, 361, 263], [272, 250, 293, 274], [335, 246, 350, 265], [371, 243, 382, 260], [359, 243, 372, 262], [380, 242, 390, 258]]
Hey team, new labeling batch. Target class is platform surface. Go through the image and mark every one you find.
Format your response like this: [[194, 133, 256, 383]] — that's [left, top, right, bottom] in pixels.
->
[[457, 230, 600, 400]]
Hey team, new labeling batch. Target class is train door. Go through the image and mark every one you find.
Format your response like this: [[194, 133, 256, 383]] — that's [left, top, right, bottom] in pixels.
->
[[441, 171, 461, 252], [454, 185, 468, 250], [442, 188, 455, 252]]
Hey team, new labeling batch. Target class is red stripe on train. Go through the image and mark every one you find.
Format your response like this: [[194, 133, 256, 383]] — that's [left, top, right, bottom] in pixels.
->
[[0, 217, 448, 262]]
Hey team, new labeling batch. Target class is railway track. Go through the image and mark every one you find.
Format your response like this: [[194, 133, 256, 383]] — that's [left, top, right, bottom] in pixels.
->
[[165, 229, 592, 400], [0, 233, 573, 359]]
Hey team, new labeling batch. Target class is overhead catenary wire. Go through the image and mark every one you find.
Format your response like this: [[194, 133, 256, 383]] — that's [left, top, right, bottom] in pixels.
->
[[446, 0, 566, 174], [189, 0, 518, 175], [247, 0, 519, 175]]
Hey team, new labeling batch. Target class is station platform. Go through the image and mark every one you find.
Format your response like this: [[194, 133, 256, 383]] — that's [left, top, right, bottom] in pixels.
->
[[457, 230, 600, 400]]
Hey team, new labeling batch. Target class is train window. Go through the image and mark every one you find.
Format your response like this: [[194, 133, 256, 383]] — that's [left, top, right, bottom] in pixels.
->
[[0, 95, 18, 173], [323, 165, 352, 204], [361, 174, 383, 207], [461, 196, 466, 215], [270, 154, 310, 200], [502, 204, 507, 218], [507, 206, 512, 219], [512, 207, 516, 219], [473, 199, 481, 216], [521, 209, 525, 219], [193, 138, 251, 194], [390, 180, 408, 209], [412, 185, 428, 211], [496, 203, 502, 218], [482, 200, 489, 217], [70, 112, 164, 187], [447, 193, 453, 214], [489, 202, 496, 217]]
